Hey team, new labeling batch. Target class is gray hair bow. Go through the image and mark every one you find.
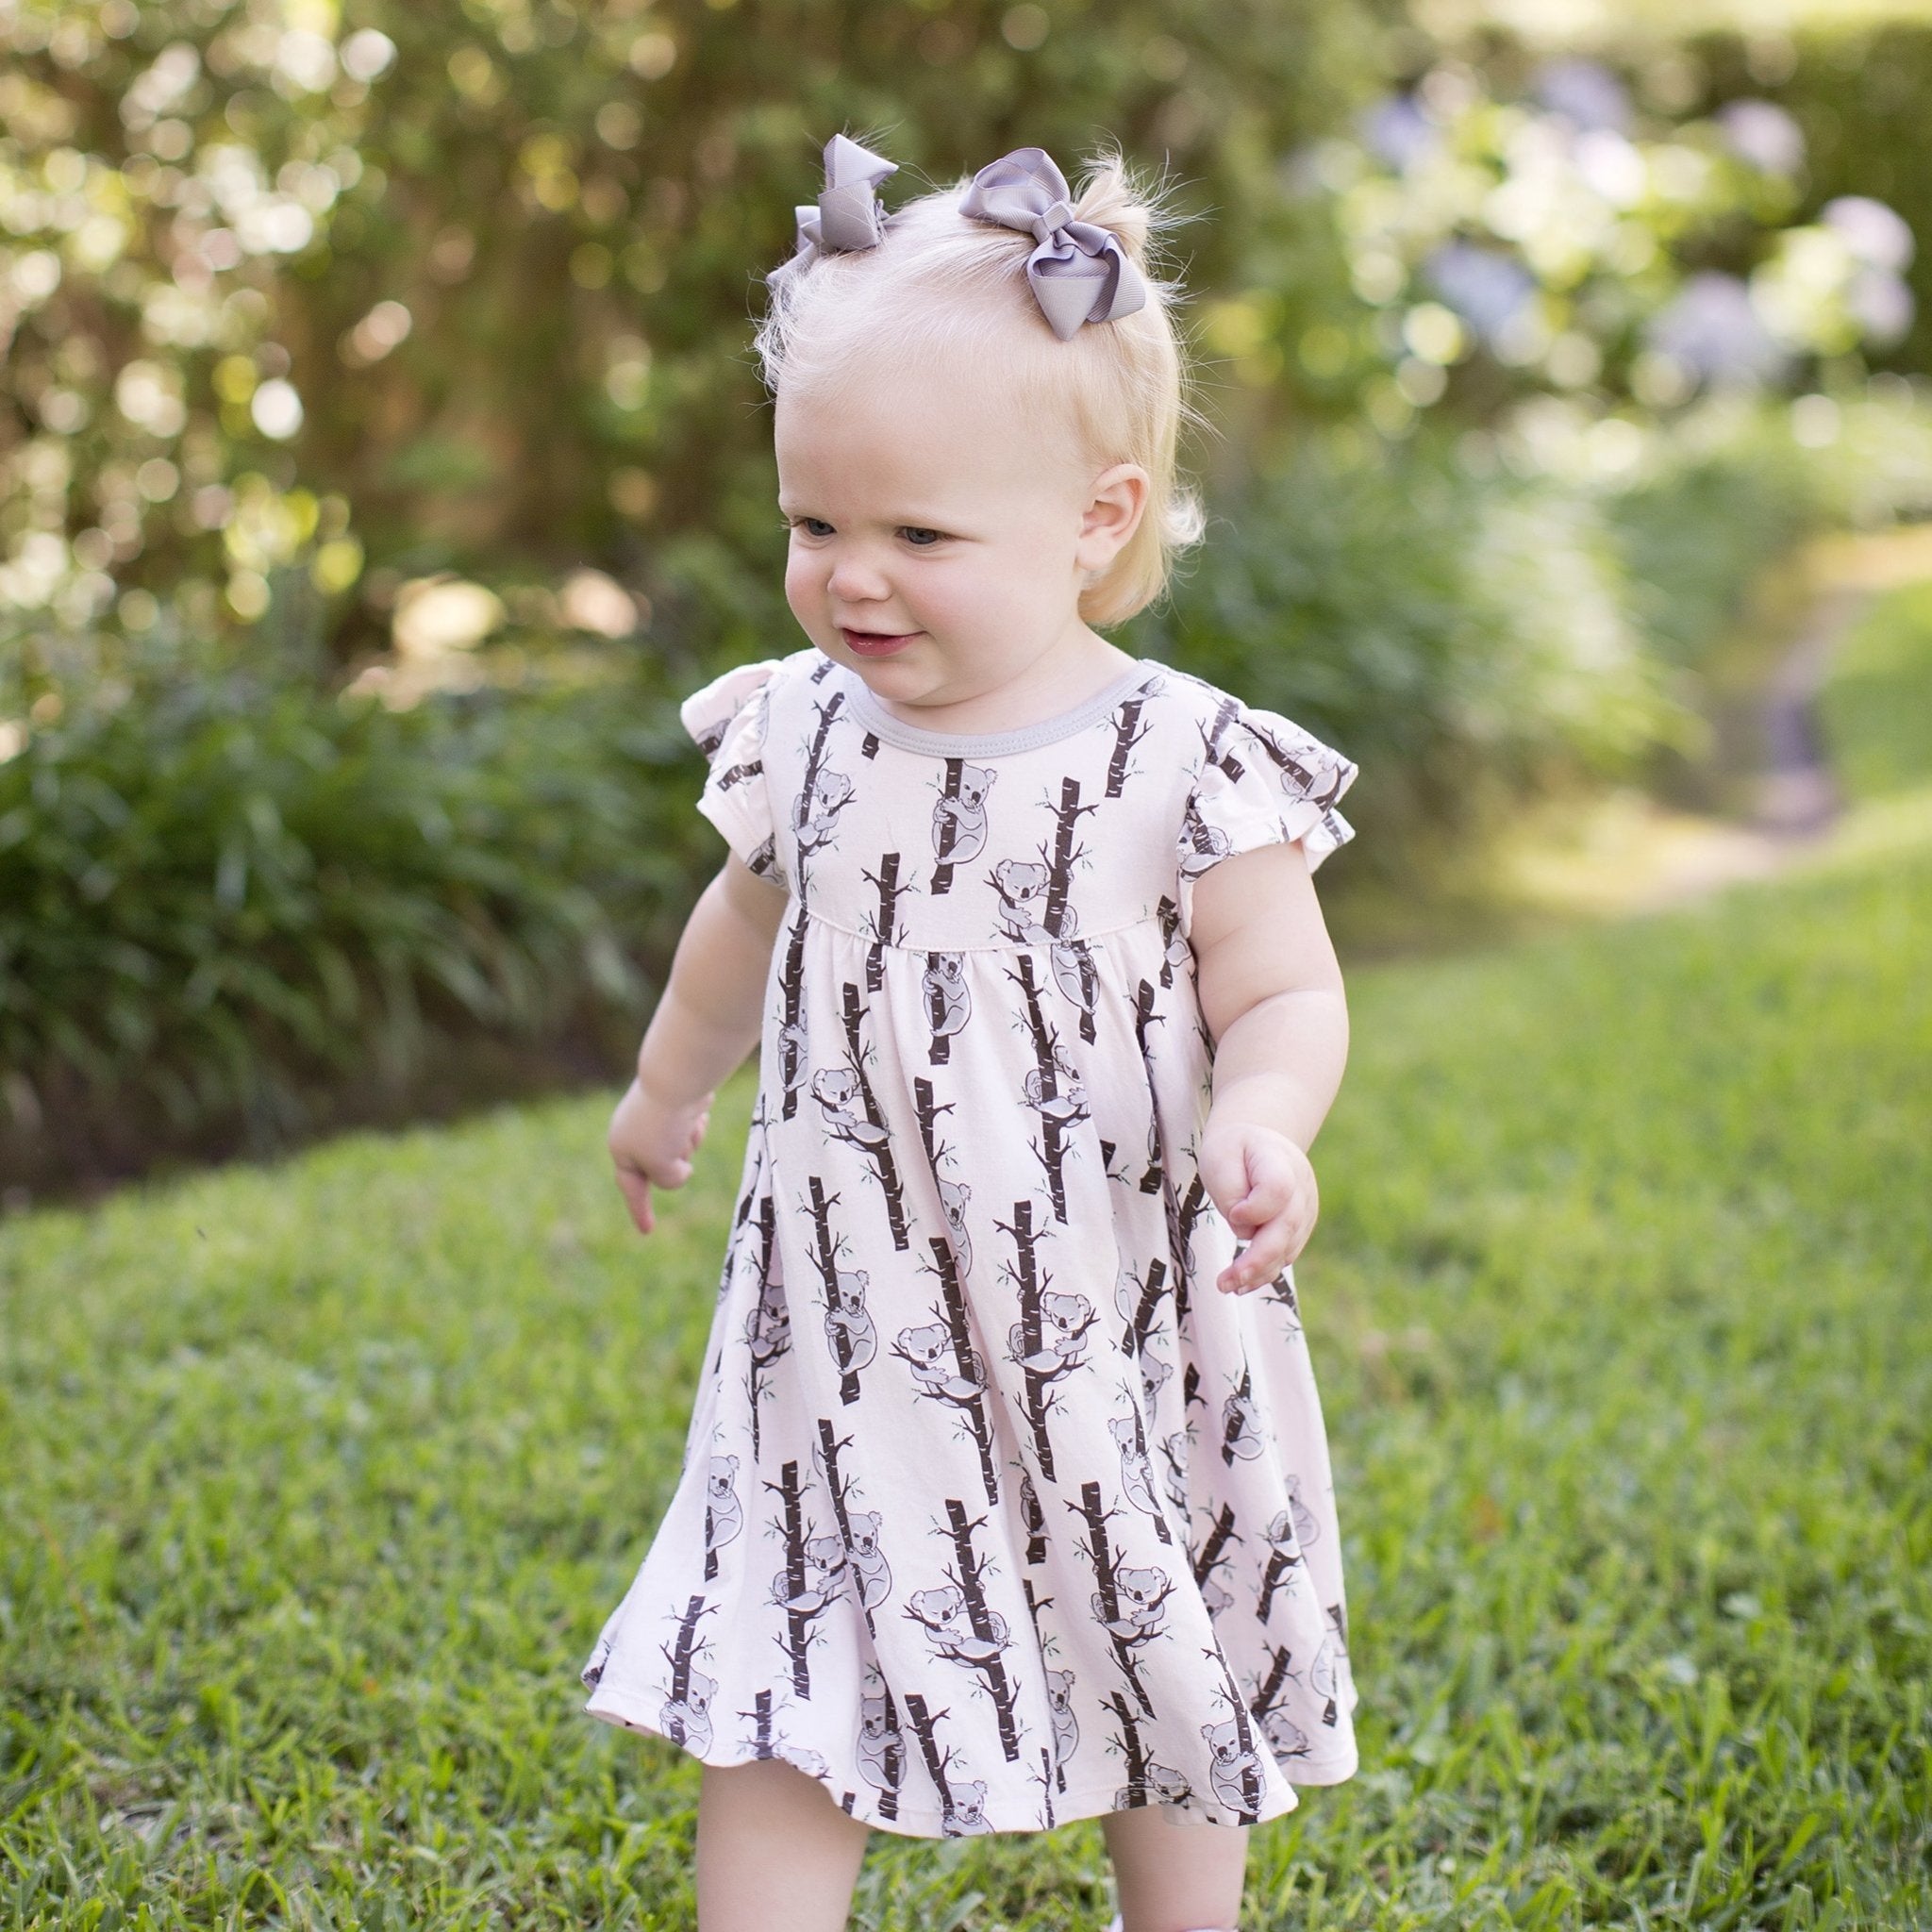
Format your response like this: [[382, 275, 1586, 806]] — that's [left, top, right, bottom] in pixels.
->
[[959, 146, 1149, 341], [765, 134, 898, 298]]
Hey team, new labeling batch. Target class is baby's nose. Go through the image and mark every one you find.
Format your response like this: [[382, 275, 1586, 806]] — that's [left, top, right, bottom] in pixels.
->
[[826, 550, 892, 601]]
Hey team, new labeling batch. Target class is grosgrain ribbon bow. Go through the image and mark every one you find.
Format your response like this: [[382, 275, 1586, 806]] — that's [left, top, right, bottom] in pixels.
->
[[958, 146, 1149, 341], [765, 134, 898, 297]]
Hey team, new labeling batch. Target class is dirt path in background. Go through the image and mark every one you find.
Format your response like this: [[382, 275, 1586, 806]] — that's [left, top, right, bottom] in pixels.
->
[[1505, 526, 1932, 918]]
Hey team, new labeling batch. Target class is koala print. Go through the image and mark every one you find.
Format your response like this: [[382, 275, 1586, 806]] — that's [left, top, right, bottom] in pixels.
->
[[795, 766, 856, 858], [932, 764, 997, 865], [857, 1672, 908, 1794], [770, 1535, 847, 1618], [1201, 1716, 1267, 1812], [1021, 1061, 1090, 1131], [812, 1067, 891, 1153], [1199, 1574, 1235, 1618], [908, 1583, 1010, 1665], [1049, 938, 1099, 1018], [1257, 1703, 1311, 1763], [704, 1455, 742, 1557], [844, 1509, 892, 1608], [1045, 1667, 1079, 1766], [776, 1017, 810, 1109], [935, 1175, 974, 1274], [746, 1272, 790, 1369], [1158, 1430, 1192, 1523], [1094, 1564, 1173, 1644], [1008, 1291, 1095, 1376], [1115, 1761, 1191, 1809], [942, 1778, 992, 1836], [1176, 791, 1238, 877], [923, 952, 971, 1040], [660, 1665, 716, 1754], [1262, 1507, 1303, 1557], [1284, 1474, 1321, 1548], [824, 1268, 877, 1373], [775, 1740, 831, 1780], [991, 858, 1077, 945], [1222, 1385, 1267, 1463], [1110, 1414, 1166, 1527], [1140, 1350, 1174, 1416], [894, 1324, 987, 1404]]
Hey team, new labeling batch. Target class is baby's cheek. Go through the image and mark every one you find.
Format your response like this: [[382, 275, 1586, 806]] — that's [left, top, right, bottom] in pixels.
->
[[783, 550, 824, 630]]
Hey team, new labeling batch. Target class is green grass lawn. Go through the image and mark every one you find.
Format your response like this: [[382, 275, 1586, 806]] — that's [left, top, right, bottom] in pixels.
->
[[7, 706, 1931, 1924]]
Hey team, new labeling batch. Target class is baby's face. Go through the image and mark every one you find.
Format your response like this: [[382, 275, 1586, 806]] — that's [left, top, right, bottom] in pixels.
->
[[775, 350, 1143, 723]]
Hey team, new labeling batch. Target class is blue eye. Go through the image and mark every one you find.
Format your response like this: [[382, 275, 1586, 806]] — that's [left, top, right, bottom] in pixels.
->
[[791, 517, 834, 538], [901, 527, 944, 547]]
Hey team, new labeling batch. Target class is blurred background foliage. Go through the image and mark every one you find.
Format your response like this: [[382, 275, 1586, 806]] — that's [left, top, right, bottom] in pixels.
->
[[3, 0, 1931, 1191]]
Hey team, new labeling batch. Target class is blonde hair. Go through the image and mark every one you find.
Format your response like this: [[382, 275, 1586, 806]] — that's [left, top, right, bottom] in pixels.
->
[[753, 141, 1208, 628]]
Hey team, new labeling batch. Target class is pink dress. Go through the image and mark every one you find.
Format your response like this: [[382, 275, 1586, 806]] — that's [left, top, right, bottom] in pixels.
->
[[581, 646, 1363, 1838]]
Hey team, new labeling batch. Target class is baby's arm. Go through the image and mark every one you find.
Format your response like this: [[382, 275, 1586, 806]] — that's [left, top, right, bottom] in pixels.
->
[[1186, 840, 1349, 1294], [608, 855, 789, 1235]]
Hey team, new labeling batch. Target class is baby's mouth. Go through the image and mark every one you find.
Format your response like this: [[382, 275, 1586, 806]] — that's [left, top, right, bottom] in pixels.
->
[[840, 627, 920, 658]]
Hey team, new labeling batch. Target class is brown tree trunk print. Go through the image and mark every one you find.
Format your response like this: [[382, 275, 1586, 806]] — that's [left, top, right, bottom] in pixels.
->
[[941, 1497, 1022, 1762], [1221, 1362, 1256, 1466], [745, 1191, 787, 1466], [860, 850, 908, 992], [1120, 1257, 1169, 1357], [1182, 1359, 1205, 1418], [1131, 978, 1168, 1194], [656, 1594, 716, 1747], [997, 1197, 1058, 1481], [1069, 1478, 1154, 1718], [1040, 775, 1099, 938], [793, 691, 848, 895], [806, 1175, 862, 1407], [1191, 1501, 1242, 1593], [1258, 1533, 1302, 1622], [778, 903, 810, 1121], [1020, 1469, 1048, 1567], [1005, 952, 1081, 1224], [1167, 1170, 1209, 1332], [1241, 710, 1342, 805], [815, 1417, 876, 1636], [1250, 1643, 1297, 1726], [1206, 1638, 1266, 1823], [766, 1458, 817, 1699], [1105, 695, 1153, 798], [1124, 1396, 1174, 1547], [930, 758, 966, 894], [1157, 895, 1182, 988], [741, 1686, 775, 1757], [1032, 1744, 1057, 1829], [902, 1691, 958, 1822], [1104, 1686, 1155, 1802], [924, 1234, 1001, 1508], [840, 980, 911, 1252]]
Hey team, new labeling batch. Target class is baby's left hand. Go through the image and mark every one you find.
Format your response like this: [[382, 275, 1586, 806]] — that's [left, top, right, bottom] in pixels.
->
[[1196, 1119, 1320, 1293]]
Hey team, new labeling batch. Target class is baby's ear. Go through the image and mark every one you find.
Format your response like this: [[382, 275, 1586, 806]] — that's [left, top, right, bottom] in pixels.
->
[[1078, 462, 1151, 559]]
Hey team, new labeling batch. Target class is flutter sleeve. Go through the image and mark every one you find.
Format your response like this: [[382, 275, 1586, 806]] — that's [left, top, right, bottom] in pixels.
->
[[1175, 700, 1359, 941], [677, 658, 783, 877]]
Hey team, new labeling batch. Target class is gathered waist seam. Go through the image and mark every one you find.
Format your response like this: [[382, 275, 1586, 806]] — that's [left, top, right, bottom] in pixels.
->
[[777, 902, 1167, 954]]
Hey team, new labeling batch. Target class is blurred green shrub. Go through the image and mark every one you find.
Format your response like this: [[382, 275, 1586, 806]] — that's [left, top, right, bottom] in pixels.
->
[[0, 618, 705, 1186], [1132, 435, 1685, 877], [0, 0, 1378, 658], [1816, 576, 1932, 802]]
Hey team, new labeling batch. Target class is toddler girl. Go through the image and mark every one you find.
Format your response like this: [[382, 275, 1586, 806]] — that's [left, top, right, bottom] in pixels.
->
[[584, 134, 1362, 1932]]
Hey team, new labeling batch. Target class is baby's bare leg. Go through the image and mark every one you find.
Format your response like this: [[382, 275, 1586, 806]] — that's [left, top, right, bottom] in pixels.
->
[[694, 1759, 872, 1932], [1101, 1806, 1249, 1932]]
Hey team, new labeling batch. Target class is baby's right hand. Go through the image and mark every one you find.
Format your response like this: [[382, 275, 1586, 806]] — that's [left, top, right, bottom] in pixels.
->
[[608, 1076, 712, 1236]]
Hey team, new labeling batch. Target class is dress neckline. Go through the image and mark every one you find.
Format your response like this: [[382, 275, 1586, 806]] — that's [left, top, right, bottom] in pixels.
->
[[838, 658, 1159, 758]]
